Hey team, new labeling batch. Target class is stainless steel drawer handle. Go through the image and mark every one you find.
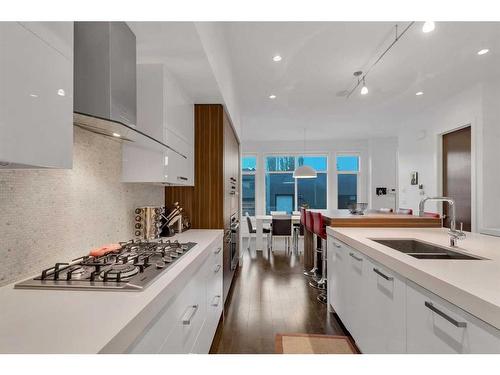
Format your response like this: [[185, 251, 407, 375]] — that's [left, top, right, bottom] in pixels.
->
[[424, 301, 467, 328], [214, 247, 222, 254], [373, 268, 394, 281], [177, 176, 188, 181], [211, 295, 221, 307], [182, 304, 199, 325], [349, 252, 363, 261], [333, 242, 341, 248], [214, 264, 221, 273]]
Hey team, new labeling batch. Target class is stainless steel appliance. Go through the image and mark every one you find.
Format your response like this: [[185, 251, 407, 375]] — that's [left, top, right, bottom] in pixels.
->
[[229, 213, 240, 271], [72, 22, 185, 158], [15, 239, 197, 291]]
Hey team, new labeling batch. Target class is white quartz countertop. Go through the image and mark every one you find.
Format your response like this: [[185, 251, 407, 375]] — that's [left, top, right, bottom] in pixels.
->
[[327, 227, 500, 330], [0, 229, 223, 354]]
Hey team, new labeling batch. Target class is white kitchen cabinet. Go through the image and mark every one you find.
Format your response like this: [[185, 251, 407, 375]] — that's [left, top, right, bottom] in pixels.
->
[[122, 144, 168, 184], [127, 239, 223, 354], [342, 246, 368, 339], [126, 63, 194, 185], [0, 22, 73, 169], [165, 129, 194, 185], [327, 233, 500, 354], [406, 281, 500, 354], [191, 245, 223, 353], [357, 258, 406, 353]]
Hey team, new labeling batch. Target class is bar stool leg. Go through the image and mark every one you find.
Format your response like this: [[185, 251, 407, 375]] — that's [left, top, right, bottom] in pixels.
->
[[304, 234, 319, 277], [308, 248, 324, 289], [317, 238, 328, 303]]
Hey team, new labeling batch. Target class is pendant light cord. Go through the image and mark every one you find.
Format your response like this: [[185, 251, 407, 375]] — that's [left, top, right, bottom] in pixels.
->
[[346, 21, 415, 98]]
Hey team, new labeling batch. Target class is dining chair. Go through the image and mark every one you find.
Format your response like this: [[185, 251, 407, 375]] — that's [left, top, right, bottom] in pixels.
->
[[246, 213, 270, 252], [270, 215, 293, 254]]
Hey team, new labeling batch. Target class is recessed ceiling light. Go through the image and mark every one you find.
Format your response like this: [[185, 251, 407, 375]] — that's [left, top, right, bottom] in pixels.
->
[[272, 55, 282, 62], [422, 21, 435, 33], [269, 94, 277, 99], [477, 49, 489, 55], [112, 133, 121, 138], [416, 91, 424, 96], [29, 94, 38, 98]]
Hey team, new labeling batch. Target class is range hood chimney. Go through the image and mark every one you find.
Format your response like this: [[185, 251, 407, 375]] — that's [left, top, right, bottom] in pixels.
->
[[73, 22, 185, 158]]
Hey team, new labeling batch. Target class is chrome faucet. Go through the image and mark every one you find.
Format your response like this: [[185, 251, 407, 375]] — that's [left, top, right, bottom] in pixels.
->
[[419, 196, 466, 247]]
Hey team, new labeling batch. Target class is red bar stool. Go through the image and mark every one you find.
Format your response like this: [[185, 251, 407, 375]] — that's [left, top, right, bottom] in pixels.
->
[[309, 212, 327, 303], [303, 210, 319, 278]]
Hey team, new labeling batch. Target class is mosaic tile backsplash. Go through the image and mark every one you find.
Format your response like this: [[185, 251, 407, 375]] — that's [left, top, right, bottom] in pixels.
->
[[0, 127, 164, 286]]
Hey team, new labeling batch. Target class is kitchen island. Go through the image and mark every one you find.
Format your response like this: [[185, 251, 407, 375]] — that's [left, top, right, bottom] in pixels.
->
[[0, 230, 223, 354], [327, 227, 500, 353], [303, 210, 441, 269]]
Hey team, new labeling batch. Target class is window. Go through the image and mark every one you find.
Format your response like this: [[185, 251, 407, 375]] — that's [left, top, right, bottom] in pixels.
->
[[337, 155, 359, 209], [265, 155, 327, 214], [242, 156, 256, 216]]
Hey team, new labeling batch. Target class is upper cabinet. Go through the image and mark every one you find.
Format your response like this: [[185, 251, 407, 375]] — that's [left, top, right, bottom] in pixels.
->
[[0, 22, 73, 169], [122, 63, 194, 185]]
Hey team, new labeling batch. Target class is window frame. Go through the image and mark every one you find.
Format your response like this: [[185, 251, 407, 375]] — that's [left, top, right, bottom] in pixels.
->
[[263, 153, 329, 213], [241, 154, 258, 217], [335, 152, 361, 209]]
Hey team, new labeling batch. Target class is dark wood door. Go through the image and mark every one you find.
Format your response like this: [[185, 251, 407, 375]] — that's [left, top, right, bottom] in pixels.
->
[[442, 126, 471, 231]]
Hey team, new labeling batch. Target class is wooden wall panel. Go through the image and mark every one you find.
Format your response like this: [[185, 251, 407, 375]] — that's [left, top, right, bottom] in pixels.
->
[[164, 186, 194, 223], [192, 104, 224, 229]]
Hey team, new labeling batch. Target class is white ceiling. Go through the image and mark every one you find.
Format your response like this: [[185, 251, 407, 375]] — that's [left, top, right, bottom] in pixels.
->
[[129, 22, 500, 142]]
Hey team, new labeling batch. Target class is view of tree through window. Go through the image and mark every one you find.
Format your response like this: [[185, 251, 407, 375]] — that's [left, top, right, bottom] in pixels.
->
[[265, 155, 327, 214], [337, 155, 359, 209], [242, 156, 256, 215]]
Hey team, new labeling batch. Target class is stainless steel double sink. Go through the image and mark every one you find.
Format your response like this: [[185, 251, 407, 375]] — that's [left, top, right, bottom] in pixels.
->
[[371, 239, 484, 260]]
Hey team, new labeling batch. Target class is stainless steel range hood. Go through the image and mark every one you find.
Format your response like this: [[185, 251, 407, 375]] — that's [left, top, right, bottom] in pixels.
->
[[73, 22, 186, 158]]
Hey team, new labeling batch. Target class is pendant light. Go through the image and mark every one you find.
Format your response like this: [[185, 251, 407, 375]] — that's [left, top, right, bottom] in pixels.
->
[[293, 129, 317, 179], [360, 78, 368, 95]]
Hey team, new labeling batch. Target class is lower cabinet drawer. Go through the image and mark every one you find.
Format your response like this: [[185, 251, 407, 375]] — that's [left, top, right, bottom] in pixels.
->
[[127, 292, 181, 353], [406, 281, 500, 353], [128, 237, 224, 354], [159, 262, 208, 353]]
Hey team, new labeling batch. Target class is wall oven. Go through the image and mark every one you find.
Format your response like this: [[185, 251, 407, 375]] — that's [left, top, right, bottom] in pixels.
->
[[229, 213, 240, 270]]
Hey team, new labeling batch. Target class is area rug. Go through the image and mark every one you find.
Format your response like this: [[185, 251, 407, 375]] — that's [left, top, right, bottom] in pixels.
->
[[275, 333, 359, 354]]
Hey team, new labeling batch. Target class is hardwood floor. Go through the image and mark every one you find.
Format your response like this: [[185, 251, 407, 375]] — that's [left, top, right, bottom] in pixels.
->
[[210, 245, 347, 354]]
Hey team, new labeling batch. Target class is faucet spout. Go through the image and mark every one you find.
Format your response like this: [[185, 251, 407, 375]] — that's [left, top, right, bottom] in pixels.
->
[[418, 196, 465, 246]]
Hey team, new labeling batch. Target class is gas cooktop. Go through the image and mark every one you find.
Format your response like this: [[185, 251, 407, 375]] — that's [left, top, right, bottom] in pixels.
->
[[15, 239, 197, 291]]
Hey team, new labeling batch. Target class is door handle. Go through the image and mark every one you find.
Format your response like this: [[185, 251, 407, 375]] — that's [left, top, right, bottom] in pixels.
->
[[214, 264, 221, 273], [182, 305, 199, 325], [211, 295, 221, 307], [373, 268, 394, 281], [424, 301, 467, 328], [177, 176, 188, 181], [214, 247, 222, 254], [333, 242, 341, 248], [349, 252, 363, 261]]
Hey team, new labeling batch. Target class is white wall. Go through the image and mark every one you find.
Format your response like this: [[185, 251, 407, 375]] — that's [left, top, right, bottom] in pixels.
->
[[241, 137, 398, 221], [397, 81, 500, 235], [369, 138, 399, 210]]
